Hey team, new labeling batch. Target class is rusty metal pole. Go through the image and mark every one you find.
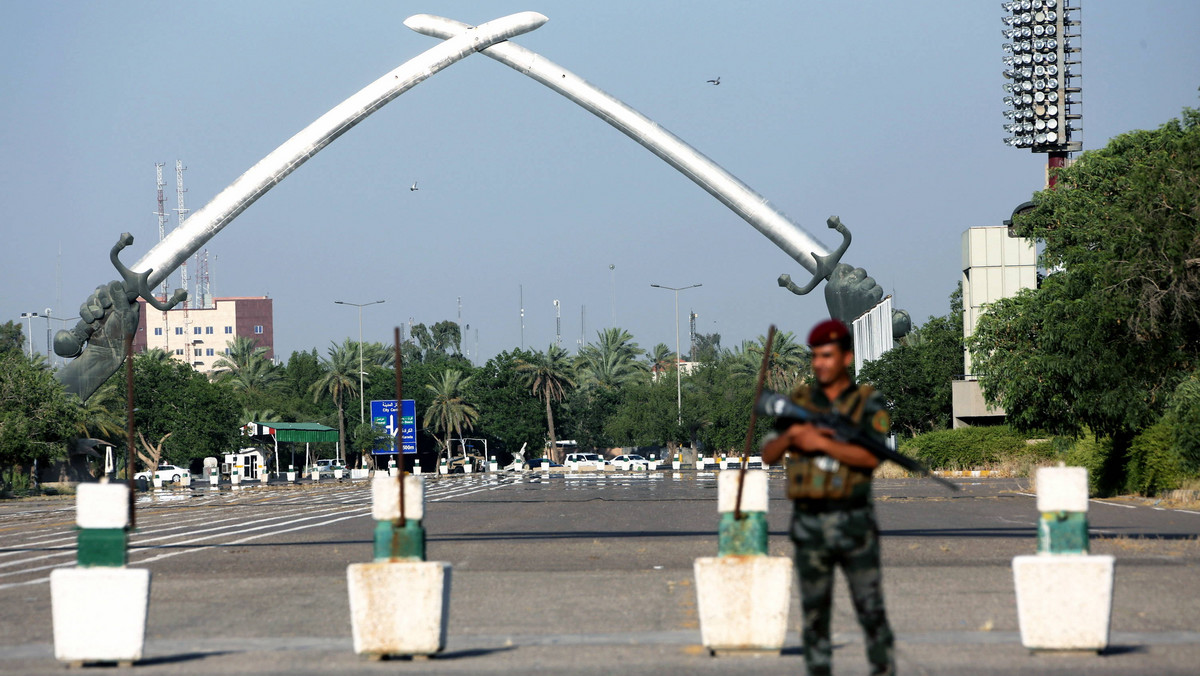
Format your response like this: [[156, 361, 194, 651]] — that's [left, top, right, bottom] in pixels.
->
[[124, 333, 136, 531], [395, 327, 405, 528], [734, 325, 775, 521]]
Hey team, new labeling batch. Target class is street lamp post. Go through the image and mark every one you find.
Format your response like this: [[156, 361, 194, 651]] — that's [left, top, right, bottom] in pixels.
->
[[334, 299, 386, 433], [19, 312, 38, 359], [650, 283, 701, 425]]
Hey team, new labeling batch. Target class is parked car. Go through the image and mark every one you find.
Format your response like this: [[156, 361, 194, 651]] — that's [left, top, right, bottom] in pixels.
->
[[563, 453, 607, 471], [305, 459, 345, 477], [610, 454, 650, 471], [134, 464, 190, 484], [525, 458, 563, 470]]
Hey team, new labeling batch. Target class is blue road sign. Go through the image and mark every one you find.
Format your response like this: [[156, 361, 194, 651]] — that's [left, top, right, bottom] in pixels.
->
[[369, 399, 417, 454]]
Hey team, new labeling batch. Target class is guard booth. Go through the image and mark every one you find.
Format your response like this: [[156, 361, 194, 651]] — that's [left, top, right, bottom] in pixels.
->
[[223, 448, 267, 480]]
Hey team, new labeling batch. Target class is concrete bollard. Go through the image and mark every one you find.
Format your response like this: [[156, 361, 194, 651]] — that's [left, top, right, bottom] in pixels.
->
[[672, 454, 681, 471], [334, 467, 344, 481], [151, 474, 163, 489], [462, 462, 473, 474], [694, 470, 791, 655], [388, 459, 398, 478], [231, 465, 241, 487], [1013, 465, 1114, 652], [347, 474, 451, 658], [50, 482, 151, 666], [259, 464, 269, 485], [209, 467, 219, 489], [311, 467, 320, 482], [413, 459, 422, 476], [287, 465, 296, 483], [439, 458, 448, 475], [488, 456, 499, 472]]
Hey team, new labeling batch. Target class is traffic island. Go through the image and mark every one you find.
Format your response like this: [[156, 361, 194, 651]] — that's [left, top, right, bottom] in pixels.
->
[[49, 481, 150, 667], [694, 469, 791, 656], [1013, 465, 1114, 652], [347, 474, 451, 659]]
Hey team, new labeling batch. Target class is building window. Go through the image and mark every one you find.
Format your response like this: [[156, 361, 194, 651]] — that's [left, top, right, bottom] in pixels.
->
[[194, 327, 202, 335], [225, 326, 233, 334], [175, 349, 184, 355], [206, 348, 214, 356], [224, 347, 231, 355], [254, 325, 264, 334], [154, 327, 163, 336], [205, 326, 213, 334], [175, 327, 184, 335]]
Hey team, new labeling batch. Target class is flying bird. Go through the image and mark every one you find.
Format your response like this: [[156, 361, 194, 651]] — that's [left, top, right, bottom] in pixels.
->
[[410, 181, 419, 191], [706, 77, 720, 85]]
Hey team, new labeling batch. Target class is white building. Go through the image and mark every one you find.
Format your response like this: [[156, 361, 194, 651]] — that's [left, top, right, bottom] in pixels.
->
[[133, 296, 274, 373]]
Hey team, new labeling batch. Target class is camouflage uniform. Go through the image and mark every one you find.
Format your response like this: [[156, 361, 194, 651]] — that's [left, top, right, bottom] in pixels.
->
[[782, 381, 895, 676]]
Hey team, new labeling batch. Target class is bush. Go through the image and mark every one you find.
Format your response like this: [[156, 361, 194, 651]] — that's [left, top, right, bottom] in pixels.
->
[[1168, 371, 1200, 473], [1062, 434, 1113, 495], [899, 426, 1057, 469], [1124, 417, 1187, 496]]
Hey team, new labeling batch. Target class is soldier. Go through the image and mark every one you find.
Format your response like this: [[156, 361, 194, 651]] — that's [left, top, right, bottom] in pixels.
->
[[761, 318, 895, 676]]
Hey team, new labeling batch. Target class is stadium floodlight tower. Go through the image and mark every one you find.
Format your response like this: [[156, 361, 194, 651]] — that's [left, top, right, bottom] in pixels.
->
[[1001, 0, 1082, 185]]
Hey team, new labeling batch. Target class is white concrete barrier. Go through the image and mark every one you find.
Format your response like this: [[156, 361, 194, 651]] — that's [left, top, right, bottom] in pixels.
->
[[347, 561, 451, 657], [51, 567, 151, 664], [694, 557, 792, 654]]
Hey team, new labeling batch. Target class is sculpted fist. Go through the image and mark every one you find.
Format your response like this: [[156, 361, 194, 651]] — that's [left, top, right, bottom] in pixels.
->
[[54, 280, 140, 401], [823, 263, 884, 325]]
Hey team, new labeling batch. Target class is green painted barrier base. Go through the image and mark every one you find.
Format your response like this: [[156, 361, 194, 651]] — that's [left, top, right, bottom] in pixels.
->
[[1037, 511, 1089, 554], [717, 511, 768, 557], [373, 519, 426, 561], [77, 528, 128, 567]]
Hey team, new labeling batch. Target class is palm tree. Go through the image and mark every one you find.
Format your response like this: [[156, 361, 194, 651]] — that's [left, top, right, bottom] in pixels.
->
[[576, 327, 647, 390], [211, 336, 270, 378], [309, 339, 361, 463], [517, 345, 576, 462], [648, 343, 675, 376], [138, 348, 174, 365], [736, 330, 811, 392], [74, 379, 124, 444], [423, 369, 479, 465]]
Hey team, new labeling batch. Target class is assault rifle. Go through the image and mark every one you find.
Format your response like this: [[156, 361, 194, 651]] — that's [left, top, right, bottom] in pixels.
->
[[756, 391, 959, 491]]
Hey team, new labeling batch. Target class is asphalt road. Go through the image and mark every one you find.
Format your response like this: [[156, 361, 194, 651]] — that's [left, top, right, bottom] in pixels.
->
[[1, 471, 1198, 675]]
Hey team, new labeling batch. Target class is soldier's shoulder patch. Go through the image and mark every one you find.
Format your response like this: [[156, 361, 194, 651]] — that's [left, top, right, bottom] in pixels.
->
[[872, 409, 890, 434]]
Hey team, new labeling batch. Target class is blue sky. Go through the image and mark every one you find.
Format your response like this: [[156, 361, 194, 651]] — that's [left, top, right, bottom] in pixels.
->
[[3, 2, 1198, 365]]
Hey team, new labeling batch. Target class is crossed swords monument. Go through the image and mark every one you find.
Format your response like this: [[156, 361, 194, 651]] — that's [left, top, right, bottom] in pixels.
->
[[54, 12, 910, 402]]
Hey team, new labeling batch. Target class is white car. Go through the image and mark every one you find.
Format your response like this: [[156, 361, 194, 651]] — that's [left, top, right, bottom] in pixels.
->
[[610, 454, 650, 471], [134, 464, 190, 484], [563, 452, 606, 471]]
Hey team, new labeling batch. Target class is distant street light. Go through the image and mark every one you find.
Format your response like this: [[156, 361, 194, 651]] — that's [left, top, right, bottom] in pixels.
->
[[650, 283, 701, 425], [334, 300, 386, 432], [19, 312, 38, 359]]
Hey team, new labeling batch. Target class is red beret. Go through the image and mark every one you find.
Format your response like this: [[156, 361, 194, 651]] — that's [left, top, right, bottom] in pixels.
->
[[807, 319, 850, 347]]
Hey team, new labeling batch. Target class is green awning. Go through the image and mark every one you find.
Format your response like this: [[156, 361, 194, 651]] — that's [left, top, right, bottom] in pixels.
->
[[246, 421, 338, 443]]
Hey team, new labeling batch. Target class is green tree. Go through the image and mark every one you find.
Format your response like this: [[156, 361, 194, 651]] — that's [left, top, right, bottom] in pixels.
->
[[464, 349, 546, 461], [0, 321, 24, 356], [132, 354, 240, 469], [211, 337, 284, 409], [423, 369, 478, 463], [692, 332, 722, 363], [310, 340, 361, 463], [576, 327, 647, 391], [0, 350, 82, 492], [971, 103, 1200, 493], [517, 345, 576, 462], [859, 286, 964, 436], [735, 331, 810, 393]]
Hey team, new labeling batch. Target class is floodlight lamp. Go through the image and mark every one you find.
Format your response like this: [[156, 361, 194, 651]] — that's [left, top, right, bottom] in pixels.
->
[[1044, 0, 1056, 6], [1022, 67, 1034, 78], [1045, 131, 1058, 143], [1021, 93, 1034, 104], [1020, 40, 1032, 52], [1034, 91, 1045, 103], [1034, 133, 1047, 144], [1045, 10, 1057, 21], [1046, 38, 1058, 50], [1044, 51, 1057, 63], [1033, 38, 1045, 51], [1022, 53, 1034, 65], [1047, 78, 1059, 89], [1034, 65, 1046, 77], [1002, 28, 1016, 39], [1045, 25, 1056, 35], [1046, 118, 1058, 130], [1046, 104, 1059, 116], [1046, 64, 1058, 76], [1002, 15, 1015, 26], [1035, 119, 1046, 131], [1020, 0, 1032, 10], [1033, 25, 1045, 37], [1002, 42, 1014, 53], [1046, 91, 1059, 103], [1023, 121, 1035, 132], [1032, 52, 1044, 64], [1021, 27, 1033, 38]]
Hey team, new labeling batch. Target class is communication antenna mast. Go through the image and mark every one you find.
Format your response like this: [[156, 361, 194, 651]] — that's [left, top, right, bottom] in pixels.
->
[[174, 160, 189, 310], [196, 249, 211, 309], [519, 285, 525, 349], [579, 305, 586, 348], [154, 163, 169, 301], [689, 310, 698, 359], [554, 299, 561, 348]]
